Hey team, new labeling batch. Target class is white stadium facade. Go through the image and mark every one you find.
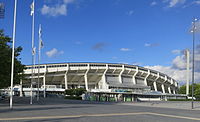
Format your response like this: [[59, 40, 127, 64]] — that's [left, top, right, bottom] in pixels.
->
[[20, 62, 186, 101]]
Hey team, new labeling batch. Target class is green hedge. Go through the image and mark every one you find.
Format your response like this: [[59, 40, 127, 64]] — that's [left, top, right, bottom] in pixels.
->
[[100, 96, 107, 101], [65, 88, 86, 97], [64, 96, 82, 100]]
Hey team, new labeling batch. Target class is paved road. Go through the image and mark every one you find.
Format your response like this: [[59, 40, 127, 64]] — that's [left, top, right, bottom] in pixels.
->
[[0, 97, 200, 122], [118, 101, 200, 110]]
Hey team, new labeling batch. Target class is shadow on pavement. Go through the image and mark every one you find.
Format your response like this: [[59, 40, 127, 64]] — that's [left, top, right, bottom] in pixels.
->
[[0, 96, 117, 113], [0, 105, 93, 113]]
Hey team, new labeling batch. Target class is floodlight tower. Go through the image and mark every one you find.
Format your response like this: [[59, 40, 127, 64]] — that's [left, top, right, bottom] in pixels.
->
[[185, 49, 190, 96], [191, 18, 198, 109]]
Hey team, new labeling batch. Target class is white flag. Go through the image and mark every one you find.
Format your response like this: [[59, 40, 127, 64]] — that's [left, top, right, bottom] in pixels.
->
[[30, 1, 34, 16], [39, 24, 44, 49]]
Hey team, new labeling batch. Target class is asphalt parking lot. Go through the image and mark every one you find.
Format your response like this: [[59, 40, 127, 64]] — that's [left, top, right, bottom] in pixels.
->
[[0, 97, 200, 122]]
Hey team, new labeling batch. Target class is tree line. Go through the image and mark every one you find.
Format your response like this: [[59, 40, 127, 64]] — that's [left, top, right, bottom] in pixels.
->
[[178, 83, 200, 99], [0, 30, 25, 89]]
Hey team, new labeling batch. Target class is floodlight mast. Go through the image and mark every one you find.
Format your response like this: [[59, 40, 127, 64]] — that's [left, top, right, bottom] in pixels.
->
[[191, 18, 197, 109], [185, 49, 190, 95]]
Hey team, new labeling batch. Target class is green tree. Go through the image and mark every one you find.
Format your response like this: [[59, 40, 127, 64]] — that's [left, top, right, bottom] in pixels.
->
[[178, 83, 200, 100], [65, 89, 74, 96], [65, 88, 86, 96], [73, 88, 86, 96], [0, 30, 25, 89]]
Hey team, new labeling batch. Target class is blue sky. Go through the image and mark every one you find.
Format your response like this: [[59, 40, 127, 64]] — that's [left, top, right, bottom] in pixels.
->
[[1, 0, 200, 83]]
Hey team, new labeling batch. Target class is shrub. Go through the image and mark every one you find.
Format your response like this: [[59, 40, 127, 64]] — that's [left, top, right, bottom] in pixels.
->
[[65, 88, 86, 97]]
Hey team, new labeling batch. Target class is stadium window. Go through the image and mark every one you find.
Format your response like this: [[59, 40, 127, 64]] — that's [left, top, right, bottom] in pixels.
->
[[108, 65, 122, 68], [150, 70, 157, 75], [124, 66, 135, 69], [138, 67, 148, 72]]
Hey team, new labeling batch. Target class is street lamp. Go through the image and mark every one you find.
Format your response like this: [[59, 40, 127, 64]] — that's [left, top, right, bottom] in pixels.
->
[[191, 18, 197, 109]]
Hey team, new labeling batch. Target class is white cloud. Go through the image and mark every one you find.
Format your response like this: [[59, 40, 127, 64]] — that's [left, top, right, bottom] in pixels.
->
[[145, 65, 200, 85], [193, 0, 200, 5], [41, 0, 75, 17], [172, 49, 181, 55], [151, 1, 157, 6], [63, 0, 74, 4], [145, 46, 200, 85], [41, 4, 67, 16], [46, 48, 64, 57], [120, 48, 131, 51], [144, 43, 151, 47], [168, 0, 186, 7], [126, 10, 134, 16], [132, 62, 142, 66], [172, 55, 186, 69]]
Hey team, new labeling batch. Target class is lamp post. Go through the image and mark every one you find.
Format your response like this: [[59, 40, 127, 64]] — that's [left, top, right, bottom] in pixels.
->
[[191, 18, 197, 109]]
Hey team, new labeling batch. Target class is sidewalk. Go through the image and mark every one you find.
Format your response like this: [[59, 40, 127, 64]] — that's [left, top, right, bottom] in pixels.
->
[[118, 101, 200, 110]]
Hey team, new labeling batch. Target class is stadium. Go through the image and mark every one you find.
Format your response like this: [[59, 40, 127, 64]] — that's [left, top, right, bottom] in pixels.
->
[[20, 62, 186, 101]]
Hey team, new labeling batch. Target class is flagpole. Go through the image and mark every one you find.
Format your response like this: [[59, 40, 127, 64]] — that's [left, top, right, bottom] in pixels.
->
[[37, 24, 41, 101], [30, 0, 35, 105], [10, 0, 17, 109]]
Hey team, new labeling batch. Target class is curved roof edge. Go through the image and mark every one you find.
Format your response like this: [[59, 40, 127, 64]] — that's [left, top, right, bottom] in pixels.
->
[[25, 62, 177, 83]]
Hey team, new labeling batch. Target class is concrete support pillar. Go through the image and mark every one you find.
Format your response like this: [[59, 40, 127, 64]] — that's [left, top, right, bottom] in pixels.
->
[[78, 77, 82, 88], [20, 79, 23, 97], [115, 94, 117, 102], [153, 73, 159, 91], [98, 83, 101, 89], [132, 67, 138, 84], [153, 82, 157, 91], [170, 79, 173, 84], [64, 73, 68, 90], [101, 64, 108, 89], [43, 65, 47, 98], [102, 74, 107, 89], [84, 65, 89, 91], [164, 76, 167, 83], [84, 74, 88, 91], [175, 82, 178, 87], [43, 75, 46, 98], [119, 65, 124, 83], [132, 95, 134, 102], [161, 84, 165, 94], [118, 75, 122, 83], [144, 70, 150, 86], [173, 88, 176, 94], [168, 86, 171, 94]]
